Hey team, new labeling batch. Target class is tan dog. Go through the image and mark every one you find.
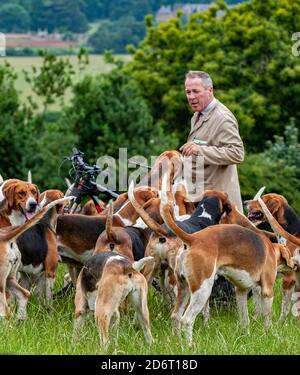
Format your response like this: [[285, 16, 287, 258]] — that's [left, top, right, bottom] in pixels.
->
[[137, 150, 184, 191], [57, 187, 161, 286], [247, 193, 300, 319], [0, 179, 40, 226], [0, 197, 72, 320], [160, 191, 296, 345], [39, 189, 64, 209], [80, 199, 106, 215], [129, 182, 232, 304], [74, 252, 154, 347], [221, 201, 298, 320], [17, 189, 66, 303]]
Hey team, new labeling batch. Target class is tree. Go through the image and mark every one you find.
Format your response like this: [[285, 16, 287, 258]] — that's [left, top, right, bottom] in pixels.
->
[[126, 0, 300, 152], [30, 0, 88, 33], [0, 3, 30, 32], [0, 63, 30, 178], [23, 50, 75, 116], [64, 68, 177, 165], [239, 122, 300, 213], [89, 16, 146, 53], [23, 116, 78, 191]]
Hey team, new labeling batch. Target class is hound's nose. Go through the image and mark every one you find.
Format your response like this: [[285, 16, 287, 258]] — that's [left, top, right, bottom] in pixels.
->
[[160, 261, 168, 271], [28, 200, 38, 212], [159, 237, 166, 243]]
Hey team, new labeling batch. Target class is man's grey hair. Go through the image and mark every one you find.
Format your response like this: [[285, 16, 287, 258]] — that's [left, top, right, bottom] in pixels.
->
[[185, 71, 213, 89]]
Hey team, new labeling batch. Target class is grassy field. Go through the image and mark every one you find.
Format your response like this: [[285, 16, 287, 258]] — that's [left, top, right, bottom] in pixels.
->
[[0, 54, 131, 110], [1, 267, 300, 355]]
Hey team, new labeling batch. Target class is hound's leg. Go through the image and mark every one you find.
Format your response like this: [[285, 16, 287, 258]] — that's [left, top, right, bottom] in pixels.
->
[[180, 281, 214, 346], [44, 229, 59, 304], [74, 270, 88, 331], [128, 274, 153, 345], [0, 270, 9, 318], [252, 284, 262, 320], [201, 300, 210, 327], [171, 277, 190, 328], [6, 277, 30, 321], [280, 273, 296, 321], [95, 279, 125, 348], [235, 288, 250, 333], [261, 291, 274, 329]]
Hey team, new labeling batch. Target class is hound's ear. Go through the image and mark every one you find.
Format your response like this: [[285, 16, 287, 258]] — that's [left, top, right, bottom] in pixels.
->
[[279, 245, 295, 269], [224, 200, 232, 214], [3, 184, 16, 210], [33, 184, 40, 202], [184, 198, 195, 215], [142, 197, 158, 210], [133, 256, 155, 283], [0, 198, 7, 211], [264, 196, 281, 215]]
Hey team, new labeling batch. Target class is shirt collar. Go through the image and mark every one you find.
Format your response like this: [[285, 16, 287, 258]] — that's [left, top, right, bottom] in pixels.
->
[[202, 97, 217, 114]]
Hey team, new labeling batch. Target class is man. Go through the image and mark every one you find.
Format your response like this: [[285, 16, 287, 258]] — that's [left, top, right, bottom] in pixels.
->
[[180, 70, 244, 212]]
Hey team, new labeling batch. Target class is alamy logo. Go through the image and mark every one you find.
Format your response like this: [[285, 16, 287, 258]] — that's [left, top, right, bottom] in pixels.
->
[[0, 33, 5, 56], [292, 32, 300, 57]]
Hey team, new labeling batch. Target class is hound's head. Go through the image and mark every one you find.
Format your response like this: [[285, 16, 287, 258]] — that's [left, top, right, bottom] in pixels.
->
[[198, 190, 232, 217], [0, 179, 40, 224], [39, 189, 65, 214], [94, 227, 134, 261], [246, 193, 288, 226]]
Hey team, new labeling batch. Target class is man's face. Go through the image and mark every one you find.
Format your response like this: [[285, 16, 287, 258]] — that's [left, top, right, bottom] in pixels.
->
[[185, 77, 213, 112]]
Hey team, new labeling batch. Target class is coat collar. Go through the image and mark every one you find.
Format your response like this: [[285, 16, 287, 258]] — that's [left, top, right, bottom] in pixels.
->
[[190, 98, 219, 135]]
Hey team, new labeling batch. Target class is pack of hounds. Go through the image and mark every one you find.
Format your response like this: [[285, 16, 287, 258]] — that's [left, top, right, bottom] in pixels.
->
[[1, 150, 300, 347]]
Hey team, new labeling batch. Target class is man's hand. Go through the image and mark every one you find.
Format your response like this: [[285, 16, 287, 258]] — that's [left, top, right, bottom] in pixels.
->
[[179, 142, 200, 156]]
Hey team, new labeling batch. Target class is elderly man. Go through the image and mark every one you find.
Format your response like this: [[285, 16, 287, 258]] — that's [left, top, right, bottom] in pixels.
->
[[180, 70, 244, 212]]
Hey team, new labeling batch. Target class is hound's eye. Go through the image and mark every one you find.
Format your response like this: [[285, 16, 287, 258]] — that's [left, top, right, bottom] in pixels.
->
[[109, 243, 115, 250], [18, 191, 26, 198], [32, 190, 37, 196]]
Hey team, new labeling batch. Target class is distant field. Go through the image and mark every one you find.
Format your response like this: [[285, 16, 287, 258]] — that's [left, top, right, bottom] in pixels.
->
[[0, 54, 131, 110]]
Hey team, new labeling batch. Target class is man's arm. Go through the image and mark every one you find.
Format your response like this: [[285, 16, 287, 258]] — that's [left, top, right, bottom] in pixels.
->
[[181, 119, 244, 165]]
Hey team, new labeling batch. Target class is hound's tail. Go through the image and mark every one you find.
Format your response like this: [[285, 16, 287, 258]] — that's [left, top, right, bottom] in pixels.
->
[[160, 190, 193, 245], [106, 200, 117, 243], [258, 197, 300, 246], [128, 181, 168, 236]]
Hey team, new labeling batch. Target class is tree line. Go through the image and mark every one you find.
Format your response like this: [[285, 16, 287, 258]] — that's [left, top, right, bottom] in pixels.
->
[[0, 0, 246, 53], [0, 0, 299, 211]]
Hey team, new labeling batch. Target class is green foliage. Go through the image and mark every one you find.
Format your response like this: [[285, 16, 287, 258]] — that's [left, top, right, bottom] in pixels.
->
[[30, 0, 88, 33], [23, 50, 75, 114], [239, 122, 300, 214], [0, 3, 30, 32], [0, 63, 30, 178], [126, 0, 300, 152], [64, 68, 178, 164], [22, 115, 78, 191], [89, 16, 146, 53]]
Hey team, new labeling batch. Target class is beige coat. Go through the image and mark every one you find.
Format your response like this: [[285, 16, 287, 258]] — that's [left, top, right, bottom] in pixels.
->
[[187, 99, 244, 212]]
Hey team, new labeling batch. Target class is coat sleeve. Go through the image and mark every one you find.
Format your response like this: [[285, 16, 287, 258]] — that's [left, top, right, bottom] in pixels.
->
[[196, 119, 244, 166]]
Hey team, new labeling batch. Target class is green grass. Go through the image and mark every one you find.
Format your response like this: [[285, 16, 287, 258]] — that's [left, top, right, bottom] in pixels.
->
[[1, 268, 300, 355], [0, 54, 131, 110]]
